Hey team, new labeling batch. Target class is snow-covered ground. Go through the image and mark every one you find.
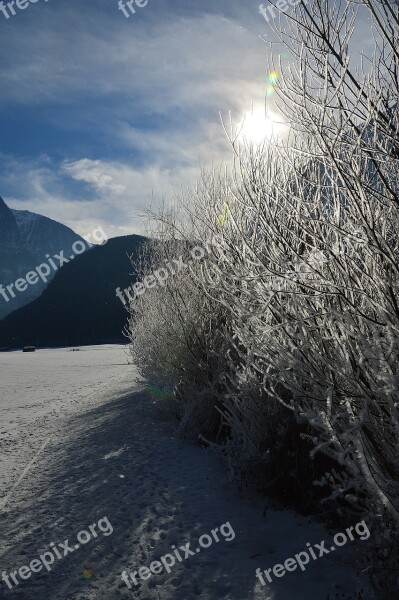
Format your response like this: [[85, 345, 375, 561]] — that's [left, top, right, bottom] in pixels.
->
[[0, 346, 372, 599]]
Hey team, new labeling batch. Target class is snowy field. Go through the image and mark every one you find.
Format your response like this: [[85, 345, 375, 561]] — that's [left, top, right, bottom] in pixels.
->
[[0, 346, 372, 599]]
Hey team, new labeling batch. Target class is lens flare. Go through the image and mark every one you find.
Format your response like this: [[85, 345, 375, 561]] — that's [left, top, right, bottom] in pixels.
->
[[82, 568, 94, 581], [268, 70, 279, 85], [147, 384, 174, 401], [216, 202, 230, 226], [266, 71, 279, 97]]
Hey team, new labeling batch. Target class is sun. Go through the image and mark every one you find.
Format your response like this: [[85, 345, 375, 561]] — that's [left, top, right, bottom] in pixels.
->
[[237, 106, 281, 145]]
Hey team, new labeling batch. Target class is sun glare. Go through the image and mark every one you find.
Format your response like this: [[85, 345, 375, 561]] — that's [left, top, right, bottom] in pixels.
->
[[237, 107, 281, 145]]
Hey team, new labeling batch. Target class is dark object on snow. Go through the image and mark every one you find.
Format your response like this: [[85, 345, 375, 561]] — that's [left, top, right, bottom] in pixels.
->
[[23, 346, 36, 352]]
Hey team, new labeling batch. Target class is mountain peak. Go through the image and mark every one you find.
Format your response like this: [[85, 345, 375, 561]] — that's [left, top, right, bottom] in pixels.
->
[[0, 198, 86, 321], [0, 196, 9, 210]]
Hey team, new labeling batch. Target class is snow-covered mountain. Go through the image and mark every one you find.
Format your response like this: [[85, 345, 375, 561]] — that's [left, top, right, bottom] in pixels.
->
[[0, 198, 37, 297], [12, 208, 86, 260], [0, 197, 85, 321], [0, 197, 26, 254]]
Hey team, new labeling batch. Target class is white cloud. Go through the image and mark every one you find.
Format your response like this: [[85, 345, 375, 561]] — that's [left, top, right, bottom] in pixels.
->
[[62, 160, 127, 195], [0, 153, 204, 238]]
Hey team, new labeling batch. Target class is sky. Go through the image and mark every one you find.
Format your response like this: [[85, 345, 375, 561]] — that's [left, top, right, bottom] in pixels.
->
[[0, 0, 371, 239], [0, 0, 277, 238]]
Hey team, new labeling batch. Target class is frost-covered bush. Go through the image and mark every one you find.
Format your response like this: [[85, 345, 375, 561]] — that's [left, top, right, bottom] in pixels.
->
[[127, 0, 399, 591], [126, 226, 232, 441]]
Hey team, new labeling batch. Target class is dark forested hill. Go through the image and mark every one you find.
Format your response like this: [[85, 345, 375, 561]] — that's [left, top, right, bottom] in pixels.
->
[[0, 234, 145, 348]]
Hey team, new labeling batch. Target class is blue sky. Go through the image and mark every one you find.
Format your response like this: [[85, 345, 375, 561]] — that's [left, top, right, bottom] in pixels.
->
[[0, 0, 275, 238], [0, 0, 370, 238]]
